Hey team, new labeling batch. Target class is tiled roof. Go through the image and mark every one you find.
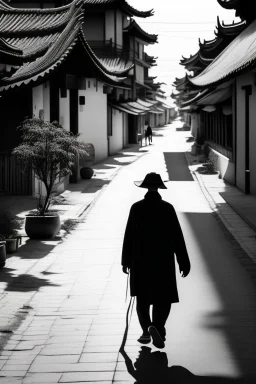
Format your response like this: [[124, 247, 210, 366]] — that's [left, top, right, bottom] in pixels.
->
[[137, 98, 155, 107], [128, 101, 150, 111], [216, 16, 246, 38], [195, 86, 232, 106], [120, 101, 147, 115], [123, 20, 158, 44], [180, 89, 210, 107], [111, 98, 168, 115], [144, 53, 157, 66], [0, 0, 84, 63], [0, 36, 23, 64], [98, 57, 133, 74], [0, 4, 80, 35], [189, 20, 256, 88], [0, 0, 129, 91], [109, 101, 142, 115], [180, 18, 247, 73], [82, 0, 154, 18]]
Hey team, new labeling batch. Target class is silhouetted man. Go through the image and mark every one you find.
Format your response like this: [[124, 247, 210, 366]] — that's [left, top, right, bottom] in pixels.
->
[[122, 172, 190, 349]]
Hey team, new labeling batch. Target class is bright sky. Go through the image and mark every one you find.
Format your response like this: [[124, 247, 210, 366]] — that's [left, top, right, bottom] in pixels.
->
[[129, 0, 238, 96]]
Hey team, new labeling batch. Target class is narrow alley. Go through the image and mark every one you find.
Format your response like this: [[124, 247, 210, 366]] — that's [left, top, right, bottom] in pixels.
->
[[1, 120, 256, 383]]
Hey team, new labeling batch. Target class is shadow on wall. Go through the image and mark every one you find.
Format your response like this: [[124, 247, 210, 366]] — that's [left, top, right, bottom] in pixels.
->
[[163, 152, 194, 181], [184, 212, 256, 378]]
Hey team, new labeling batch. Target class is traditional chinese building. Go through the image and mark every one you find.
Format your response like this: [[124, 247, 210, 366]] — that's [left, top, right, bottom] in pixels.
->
[[8, 0, 162, 144], [0, 0, 131, 195], [174, 0, 256, 193]]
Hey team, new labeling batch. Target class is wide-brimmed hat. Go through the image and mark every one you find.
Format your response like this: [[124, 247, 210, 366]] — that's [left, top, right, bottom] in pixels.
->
[[134, 172, 167, 189]]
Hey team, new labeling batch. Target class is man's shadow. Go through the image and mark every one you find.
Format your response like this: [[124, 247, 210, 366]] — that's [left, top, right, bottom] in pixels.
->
[[120, 346, 255, 384], [119, 299, 255, 384]]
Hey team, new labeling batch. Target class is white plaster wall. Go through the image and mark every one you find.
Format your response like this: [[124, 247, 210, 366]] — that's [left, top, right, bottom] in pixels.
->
[[109, 109, 123, 155], [59, 89, 70, 131], [135, 64, 144, 83], [105, 10, 115, 42], [32, 84, 44, 118], [116, 10, 123, 47], [78, 80, 108, 162]]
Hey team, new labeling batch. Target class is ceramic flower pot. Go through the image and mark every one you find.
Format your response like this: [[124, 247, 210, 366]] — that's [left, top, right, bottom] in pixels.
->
[[0, 243, 6, 268], [25, 215, 61, 239], [5, 238, 19, 254], [80, 167, 94, 180]]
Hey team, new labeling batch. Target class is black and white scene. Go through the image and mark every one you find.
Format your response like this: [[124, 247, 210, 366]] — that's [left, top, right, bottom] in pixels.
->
[[1, 0, 256, 383]]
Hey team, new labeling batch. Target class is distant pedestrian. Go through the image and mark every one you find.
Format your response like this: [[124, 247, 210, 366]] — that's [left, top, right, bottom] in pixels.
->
[[146, 125, 153, 144], [121, 172, 190, 349]]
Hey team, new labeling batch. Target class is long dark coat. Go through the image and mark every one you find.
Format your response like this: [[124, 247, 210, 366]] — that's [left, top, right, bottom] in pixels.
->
[[121, 191, 190, 303]]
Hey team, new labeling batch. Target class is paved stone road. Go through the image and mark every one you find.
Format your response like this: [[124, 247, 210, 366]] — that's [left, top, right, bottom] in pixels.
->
[[1, 120, 256, 383]]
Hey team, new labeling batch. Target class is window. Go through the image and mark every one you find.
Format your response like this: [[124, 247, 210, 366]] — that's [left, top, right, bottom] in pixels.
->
[[226, 115, 233, 149], [135, 41, 140, 59]]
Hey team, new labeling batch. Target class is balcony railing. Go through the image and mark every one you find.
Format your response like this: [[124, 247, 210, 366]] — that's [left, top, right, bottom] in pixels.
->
[[87, 40, 135, 61]]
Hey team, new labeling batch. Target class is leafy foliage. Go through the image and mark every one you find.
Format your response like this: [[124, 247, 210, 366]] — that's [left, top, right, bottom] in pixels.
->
[[12, 118, 89, 215], [0, 209, 23, 239]]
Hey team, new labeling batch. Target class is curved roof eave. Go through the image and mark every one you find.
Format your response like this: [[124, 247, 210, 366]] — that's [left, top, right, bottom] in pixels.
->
[[188, 19, 256, 88], [216, 16, 246, 37], [81, 0, 154, 18], [0, 26, 128, 93], [122, 1, 154, 18], [123, 20, 158, 44], [180, 89, 210, 107], [98, 57, 134, 75], [78, 30, 128, 82]]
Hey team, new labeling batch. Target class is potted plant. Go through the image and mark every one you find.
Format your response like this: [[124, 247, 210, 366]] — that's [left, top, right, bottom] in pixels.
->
[[0, 209, 22, 253], [12, 118, 88, 239], [0, 237, 6, 268], [80, 143, 95, 180]]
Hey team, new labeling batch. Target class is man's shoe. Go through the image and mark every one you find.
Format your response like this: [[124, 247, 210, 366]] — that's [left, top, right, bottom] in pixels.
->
[[137, 333, 151, 344], [148, 326, 165, 349]]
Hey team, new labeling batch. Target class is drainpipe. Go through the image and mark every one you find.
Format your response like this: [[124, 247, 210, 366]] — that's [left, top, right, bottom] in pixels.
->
[[241, 85, 252, 194]]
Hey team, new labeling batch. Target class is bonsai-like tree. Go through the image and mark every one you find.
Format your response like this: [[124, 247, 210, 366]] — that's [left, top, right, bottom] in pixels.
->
[[12, 118, 88, 216]]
